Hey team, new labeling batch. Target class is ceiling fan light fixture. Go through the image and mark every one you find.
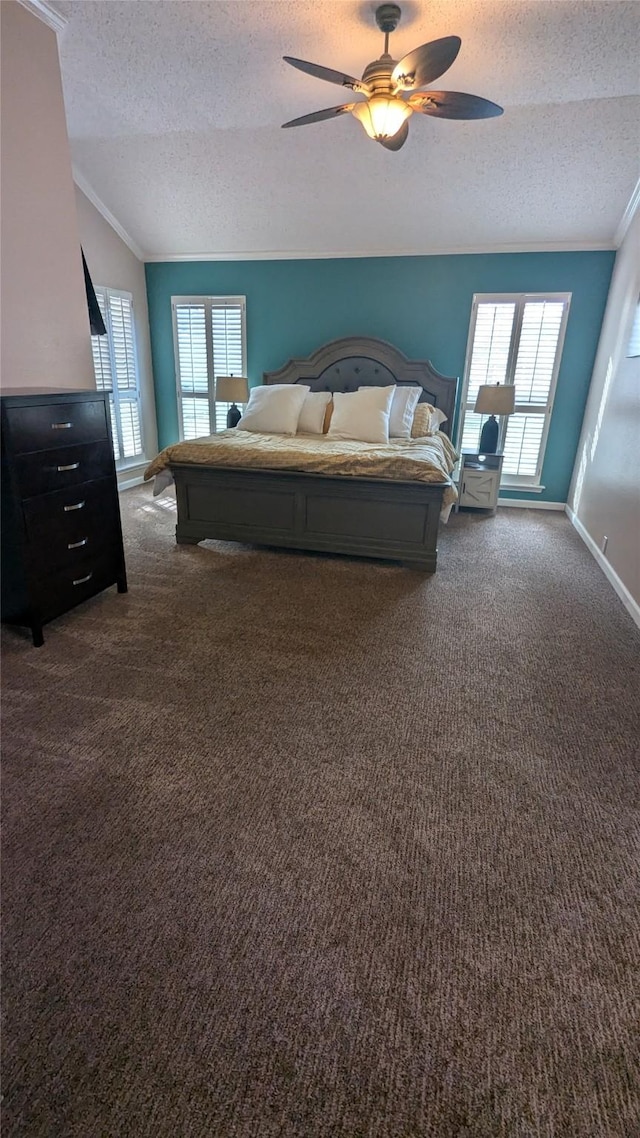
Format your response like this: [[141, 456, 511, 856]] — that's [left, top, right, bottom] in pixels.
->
[[351, 96, 412, 141]]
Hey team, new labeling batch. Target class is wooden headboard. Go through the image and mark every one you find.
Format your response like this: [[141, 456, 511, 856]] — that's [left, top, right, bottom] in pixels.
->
[[263, 336, 458, 438]]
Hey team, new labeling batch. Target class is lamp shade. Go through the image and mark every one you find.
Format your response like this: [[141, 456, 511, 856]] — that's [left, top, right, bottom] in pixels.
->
[[215, 375, 249, 403], [474, 384, 515, 415]]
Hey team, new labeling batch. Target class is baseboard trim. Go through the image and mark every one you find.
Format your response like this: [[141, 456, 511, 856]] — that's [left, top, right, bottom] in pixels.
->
[[498, 498, 565, 510], [118, 474, 145, 492], [566, 506, 640, 629]]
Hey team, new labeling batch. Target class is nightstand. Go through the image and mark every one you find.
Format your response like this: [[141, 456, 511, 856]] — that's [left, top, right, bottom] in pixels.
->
[[456, 451, 504, 512]]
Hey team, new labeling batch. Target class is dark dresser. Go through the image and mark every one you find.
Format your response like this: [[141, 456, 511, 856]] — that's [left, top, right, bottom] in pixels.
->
[[1, 388, 127, 647]]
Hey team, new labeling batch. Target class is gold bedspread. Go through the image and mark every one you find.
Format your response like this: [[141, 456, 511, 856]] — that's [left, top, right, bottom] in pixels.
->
[[144, 430, 458, 506]]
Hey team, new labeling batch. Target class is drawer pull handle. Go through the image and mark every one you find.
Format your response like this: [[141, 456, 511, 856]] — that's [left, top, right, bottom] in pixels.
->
[[57, 462, 80, 472], [51, 422, 73, 430], [68, 538, 88, 550], [63, 500, 85, 512], [73, 573, 93, 586]]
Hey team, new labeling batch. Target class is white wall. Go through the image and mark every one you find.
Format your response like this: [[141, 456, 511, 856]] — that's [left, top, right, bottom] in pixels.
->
[[568, 207, 640, 610], [75, 187, 158, 475], [0, 1, 94, 390]]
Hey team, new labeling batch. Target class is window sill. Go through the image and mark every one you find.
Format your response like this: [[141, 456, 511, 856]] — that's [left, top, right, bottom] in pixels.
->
[[116, 456, 147, 472], [500, 483, 545, 493]]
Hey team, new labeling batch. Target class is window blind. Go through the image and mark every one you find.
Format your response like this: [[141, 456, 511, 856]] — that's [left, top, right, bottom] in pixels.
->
[[91, 289, 143, 464], [459, 294, 570, 483], [173, 297, 246, 439]]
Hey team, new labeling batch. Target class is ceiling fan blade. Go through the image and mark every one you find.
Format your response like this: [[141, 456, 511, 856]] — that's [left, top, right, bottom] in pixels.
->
[[378, 121, 409, 151], [409, 91, 503, 119], [281, 103, 355, 128], [283, 56, 369, 94], [392, 36, 461, 92]]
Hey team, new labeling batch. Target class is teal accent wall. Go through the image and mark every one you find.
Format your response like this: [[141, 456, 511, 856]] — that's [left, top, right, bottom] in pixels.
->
[[145, 251, 615, 503]]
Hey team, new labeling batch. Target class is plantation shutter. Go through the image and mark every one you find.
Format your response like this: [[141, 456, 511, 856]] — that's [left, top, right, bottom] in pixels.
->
[[173, 297, 246, 439], [211, 305, 245, 432], [91, 288, 143, 464], [174, 304, 210, 440], [460, 302, 516, 456], [503, 300, 566, 478], [459, 294, 570, 484]]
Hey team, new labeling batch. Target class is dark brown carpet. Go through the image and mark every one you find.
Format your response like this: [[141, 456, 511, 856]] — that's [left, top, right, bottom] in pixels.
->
[[2, 486, 639, 1137]]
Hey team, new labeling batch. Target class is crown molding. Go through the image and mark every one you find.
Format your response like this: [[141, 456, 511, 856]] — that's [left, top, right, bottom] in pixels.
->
[[73, 167, 146, 262], [614, 175, 640, 248], [17, 0, 66, 34], [144, 241, 615, 264]]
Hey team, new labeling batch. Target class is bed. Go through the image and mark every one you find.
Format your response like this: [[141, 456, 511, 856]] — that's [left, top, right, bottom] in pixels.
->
[[146, 336, 458, 572]]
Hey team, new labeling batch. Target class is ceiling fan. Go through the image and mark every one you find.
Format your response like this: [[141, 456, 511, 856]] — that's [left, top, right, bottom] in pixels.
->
[[282, 3, 503, 150]]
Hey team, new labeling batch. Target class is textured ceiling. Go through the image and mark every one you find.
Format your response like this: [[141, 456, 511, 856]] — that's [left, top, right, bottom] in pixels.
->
[[55, 0, 640, 258]]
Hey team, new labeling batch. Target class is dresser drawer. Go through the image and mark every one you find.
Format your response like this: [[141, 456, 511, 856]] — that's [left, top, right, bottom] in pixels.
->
[[23, 476, 118, 537], [23, 483, 119, 574], [5, 399, 109, 455], [14, 440, 113, 498], [33, 550, 122, 624]]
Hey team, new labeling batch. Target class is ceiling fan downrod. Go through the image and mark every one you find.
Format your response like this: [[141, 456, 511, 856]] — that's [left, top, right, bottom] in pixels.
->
[[375, 3, 402, 54]]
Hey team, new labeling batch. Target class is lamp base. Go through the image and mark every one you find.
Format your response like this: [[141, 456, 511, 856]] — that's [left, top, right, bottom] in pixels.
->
[[479, 415, 499, 453], [227, 402, 242, 429]]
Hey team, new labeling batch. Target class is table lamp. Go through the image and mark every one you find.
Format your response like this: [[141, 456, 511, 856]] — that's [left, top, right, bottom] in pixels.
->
[[474, 383, 515, 453], [216, 375, 249, 428]]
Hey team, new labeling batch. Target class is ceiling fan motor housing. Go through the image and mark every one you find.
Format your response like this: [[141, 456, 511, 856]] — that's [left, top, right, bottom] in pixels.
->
[[361, 55, 397, 95]]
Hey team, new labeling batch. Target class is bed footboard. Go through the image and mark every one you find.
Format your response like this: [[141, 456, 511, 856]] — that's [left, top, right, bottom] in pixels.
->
[[171, 464, 446, 571]]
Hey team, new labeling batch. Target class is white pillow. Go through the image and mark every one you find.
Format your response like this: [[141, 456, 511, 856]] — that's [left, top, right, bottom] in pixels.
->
[[328, 385, 395, 444], [389, 385, 421, 439], [297, 390, 332, 434], [237, 384, 309, 435]]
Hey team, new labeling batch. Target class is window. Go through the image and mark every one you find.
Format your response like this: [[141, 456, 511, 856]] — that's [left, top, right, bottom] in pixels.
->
[[458, 293, 571, 485], [91, 288, 144, 465], [172, 296, 246, 439]]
